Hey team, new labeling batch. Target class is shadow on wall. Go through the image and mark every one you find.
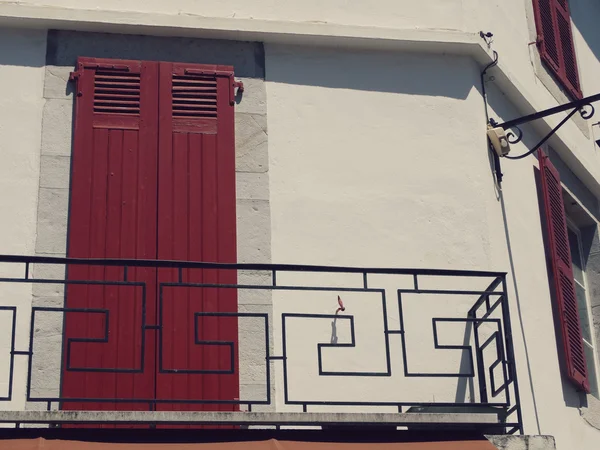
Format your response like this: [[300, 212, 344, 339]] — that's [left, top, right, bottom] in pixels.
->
[[46, 30, 265, 79], [265, 45, 476, 99], [570, 0, 600, 61], [0, 28, 46, 67]]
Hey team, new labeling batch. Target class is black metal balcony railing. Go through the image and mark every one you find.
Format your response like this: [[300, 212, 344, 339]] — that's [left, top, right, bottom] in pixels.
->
[[0, 255, 522, 433]]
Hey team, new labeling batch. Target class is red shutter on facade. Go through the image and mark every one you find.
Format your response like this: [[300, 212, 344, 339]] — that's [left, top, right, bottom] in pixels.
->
[[532, 0, 582, 99], [64, 57, 239, 417], [538, 149, 590, 392], [155, 62, 238, 414], [64, 58, 159, 415]]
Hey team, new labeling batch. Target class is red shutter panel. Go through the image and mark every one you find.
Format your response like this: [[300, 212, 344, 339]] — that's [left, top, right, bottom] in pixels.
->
[[538, 149, 590, 392], [533, 0, 561, 71], [532, 0, 582, 99], [554, 0, 582, 99], [156, 62, 239, 413], [64, 58, 160, 414]]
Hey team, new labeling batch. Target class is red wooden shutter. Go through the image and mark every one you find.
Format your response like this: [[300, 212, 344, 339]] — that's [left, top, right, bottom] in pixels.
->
[[155, 62, 239, 413], [538, 149, 590, 392], [532, 0, 582, 99], [64, 58, 160, 413]]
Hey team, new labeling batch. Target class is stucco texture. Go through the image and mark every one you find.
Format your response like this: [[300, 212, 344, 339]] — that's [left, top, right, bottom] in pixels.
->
[[263, 43, 600, 449], [0, 28, 46, 413]]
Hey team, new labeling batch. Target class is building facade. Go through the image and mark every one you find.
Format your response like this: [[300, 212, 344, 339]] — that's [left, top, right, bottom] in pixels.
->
[[0, 1, 599, 449]]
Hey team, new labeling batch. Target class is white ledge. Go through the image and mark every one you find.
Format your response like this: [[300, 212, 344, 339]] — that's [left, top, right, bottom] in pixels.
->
[[0, 3, 481, 54], [0, 410, 500, 425]]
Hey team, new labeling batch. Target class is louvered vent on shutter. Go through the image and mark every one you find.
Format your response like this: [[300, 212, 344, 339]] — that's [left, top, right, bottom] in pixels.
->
[[538, 149, 590, 392], [94, 71, 141, 115], [537, 0, 560, 68], [555, 5, 581, 94], [172, 75, 218, 118]]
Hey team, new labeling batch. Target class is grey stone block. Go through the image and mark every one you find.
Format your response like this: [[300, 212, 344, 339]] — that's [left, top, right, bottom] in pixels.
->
[[41, 99, 74, 156], [239, 383, 269, 403], [237, 200, 271, 264], [32, 285, 64, 303], [239, 319, 268, 356], [44, 66, 73, 100], [40, 155, 71, 189], [236, 172, 270, 201], [238, 303, 271, 388], [35, 188, 69, 254], [237, 273, 273, 305], [236, 113, 268, 173], [238, 271, 273, 286], [31, 262, 66, 299], [238, 288, 272, 306], [31, 262, 66, 281], [31, 263, 63, 300], [32, 295, 64, 309], [235, 78, 267, 115], [30, 331, 62, 395]]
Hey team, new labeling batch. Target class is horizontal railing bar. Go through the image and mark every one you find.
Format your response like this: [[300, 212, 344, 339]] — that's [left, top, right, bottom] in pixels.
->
[[284, 401, 509, 407], [0, 254, 506, 277], [0, 411, 502, 425]]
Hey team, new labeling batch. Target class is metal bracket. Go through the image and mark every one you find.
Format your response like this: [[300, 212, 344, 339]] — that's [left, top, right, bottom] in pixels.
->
[[490, 92, 600, 160]]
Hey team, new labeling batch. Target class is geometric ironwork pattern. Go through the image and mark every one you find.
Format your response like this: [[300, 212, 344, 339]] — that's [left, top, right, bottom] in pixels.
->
[[0, 255, 522, 434]]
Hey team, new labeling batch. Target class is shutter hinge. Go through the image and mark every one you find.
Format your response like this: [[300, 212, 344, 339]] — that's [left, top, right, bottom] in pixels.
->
[[69, 62, 83, 83], [232, 80, 244, 106]]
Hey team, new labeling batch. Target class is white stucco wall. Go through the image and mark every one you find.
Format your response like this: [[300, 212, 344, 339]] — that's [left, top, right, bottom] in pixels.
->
[[0, 27, 46, 411], [264, 44, 600, 449], [0, 1, 599, 449], [1, 0, 597, 189]]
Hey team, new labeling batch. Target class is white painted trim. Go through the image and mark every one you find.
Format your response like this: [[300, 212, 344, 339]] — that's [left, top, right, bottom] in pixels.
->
[[0, 3, 481, 53]]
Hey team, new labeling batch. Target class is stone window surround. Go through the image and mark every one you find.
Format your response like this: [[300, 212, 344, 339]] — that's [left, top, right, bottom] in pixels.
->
[[30, 30, 273, 413]]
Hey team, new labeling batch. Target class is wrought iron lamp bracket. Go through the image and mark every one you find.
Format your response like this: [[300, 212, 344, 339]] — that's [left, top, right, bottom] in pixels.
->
[[489, 93, 600, 161]]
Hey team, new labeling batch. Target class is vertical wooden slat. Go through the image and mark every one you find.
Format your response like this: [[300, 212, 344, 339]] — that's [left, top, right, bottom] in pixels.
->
[[137, 61, 159, 410], [201, 130, 220, 410], [103, 128, 124, 405], [86, 127, 110, 408], [118, 129, 139, 404], [188, 132, 204, 405], [156, 61, 176, 414]]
